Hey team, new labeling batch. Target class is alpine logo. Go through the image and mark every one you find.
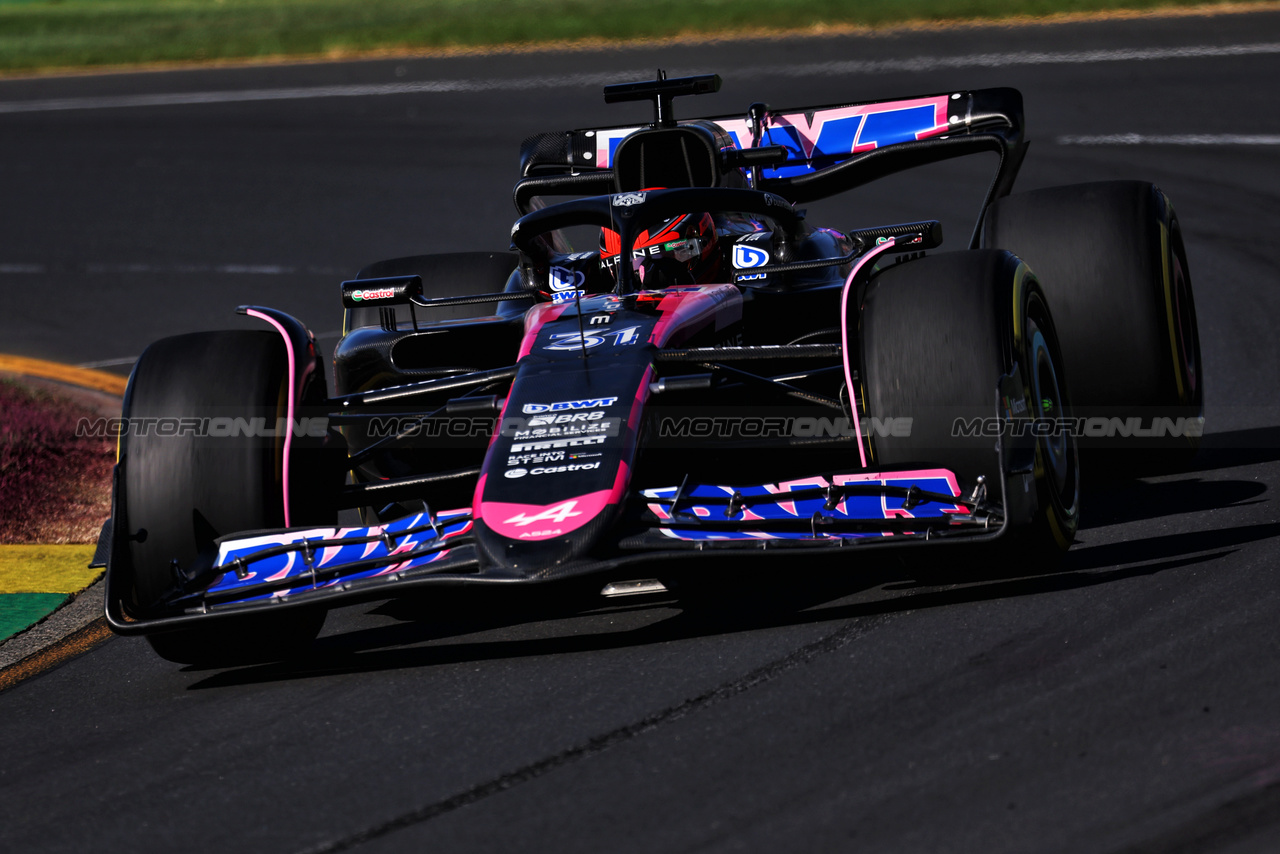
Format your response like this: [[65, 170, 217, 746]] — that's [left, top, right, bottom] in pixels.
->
[[523, 397, 618, 414], [612, 192, 647, 207], [504, 500, 583, 527], [732, 244, 770, 269]]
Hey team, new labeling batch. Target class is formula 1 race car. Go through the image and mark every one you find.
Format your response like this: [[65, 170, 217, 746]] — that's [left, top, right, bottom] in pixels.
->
[[99, 73, 1202, 664]]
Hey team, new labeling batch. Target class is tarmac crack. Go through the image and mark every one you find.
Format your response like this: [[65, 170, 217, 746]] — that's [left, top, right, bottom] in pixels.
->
[[294, 614, 885, 854]]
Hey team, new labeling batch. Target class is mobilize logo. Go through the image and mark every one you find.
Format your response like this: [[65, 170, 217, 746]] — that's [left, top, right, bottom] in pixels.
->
[[514, 421, 613, 441], [350, 288, 397, 302], [522, 397, 618, 414]]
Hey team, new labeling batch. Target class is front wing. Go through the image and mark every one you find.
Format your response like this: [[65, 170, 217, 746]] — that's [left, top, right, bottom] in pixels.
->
[[104, 465, 1014, 635]]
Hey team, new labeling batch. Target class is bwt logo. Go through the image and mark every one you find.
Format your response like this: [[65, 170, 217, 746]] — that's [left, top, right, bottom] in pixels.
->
[[732, 244, 770, 269], [548, 266, 585, 292], [522, 397, 618, 414]]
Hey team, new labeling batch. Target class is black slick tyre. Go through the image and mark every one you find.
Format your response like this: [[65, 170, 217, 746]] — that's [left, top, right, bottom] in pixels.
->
[[860, 250, 1080, 560], [118, 330, 332, 665], [982, 181, 1202, 473]]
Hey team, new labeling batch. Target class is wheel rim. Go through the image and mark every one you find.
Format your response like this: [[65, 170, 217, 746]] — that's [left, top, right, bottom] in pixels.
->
[[1029, 322, 1070, 489], [1171, 250, 1200, 404]]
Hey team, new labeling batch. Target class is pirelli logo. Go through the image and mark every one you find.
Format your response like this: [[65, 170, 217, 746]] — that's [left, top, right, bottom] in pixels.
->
[[509, 435, 607, 453]]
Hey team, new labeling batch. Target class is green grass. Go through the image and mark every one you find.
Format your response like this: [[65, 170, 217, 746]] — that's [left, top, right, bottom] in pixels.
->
[[0, 0, 1268, 73], [0, 593, 68, 642]]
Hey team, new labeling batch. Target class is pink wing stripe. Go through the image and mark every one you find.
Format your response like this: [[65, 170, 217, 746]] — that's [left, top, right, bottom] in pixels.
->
[[246, 309, 297, 528], [840, 240, 898, 468]]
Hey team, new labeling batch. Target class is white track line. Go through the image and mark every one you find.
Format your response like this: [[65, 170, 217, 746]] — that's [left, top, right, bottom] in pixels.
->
[[0, 262, 351, 275], [76, 357, 139, 369], [1058, 133, 1280, 144], [0, 71, 646, 114], [2, 42, 1280, 113], [764, 41, 1280, 78], [81, 262, 337, 274]]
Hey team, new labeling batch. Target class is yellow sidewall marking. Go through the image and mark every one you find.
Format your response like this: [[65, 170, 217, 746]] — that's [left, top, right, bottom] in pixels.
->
[[1011, 262, 1029, 351]]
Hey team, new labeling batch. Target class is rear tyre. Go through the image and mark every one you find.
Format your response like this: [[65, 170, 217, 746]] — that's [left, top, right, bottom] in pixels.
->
[[118, 330, 334, 665], [983, 181, 1202, 473], [860, 250, 1080, 562]]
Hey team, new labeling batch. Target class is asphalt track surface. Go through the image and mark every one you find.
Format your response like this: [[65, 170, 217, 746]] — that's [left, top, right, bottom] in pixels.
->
[[3, 11, 1280, 853]]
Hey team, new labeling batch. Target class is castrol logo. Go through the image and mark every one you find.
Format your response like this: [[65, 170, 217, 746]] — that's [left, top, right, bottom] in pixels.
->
[[351, 288, 397, 302]]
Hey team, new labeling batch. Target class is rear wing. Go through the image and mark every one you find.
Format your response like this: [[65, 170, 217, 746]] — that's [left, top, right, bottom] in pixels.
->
[[515, 85, 1027, 241]]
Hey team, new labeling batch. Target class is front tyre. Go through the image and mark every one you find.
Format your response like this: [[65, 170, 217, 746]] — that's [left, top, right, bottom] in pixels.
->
[[859, 250, 1080, 560], [117, 330, 333, 664]]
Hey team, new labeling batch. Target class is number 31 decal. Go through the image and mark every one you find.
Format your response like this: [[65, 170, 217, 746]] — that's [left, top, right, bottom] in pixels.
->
[[544, 325, 642, 351]]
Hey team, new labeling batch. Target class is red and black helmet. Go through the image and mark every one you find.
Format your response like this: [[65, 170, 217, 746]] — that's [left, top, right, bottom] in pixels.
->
[[600, 211, 720, 288]]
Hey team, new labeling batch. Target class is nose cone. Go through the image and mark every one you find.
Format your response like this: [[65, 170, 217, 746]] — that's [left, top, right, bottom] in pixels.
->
[[473, 488, 622, 573]]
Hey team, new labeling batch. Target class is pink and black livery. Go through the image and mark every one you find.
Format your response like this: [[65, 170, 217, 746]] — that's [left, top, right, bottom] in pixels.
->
[[100, 73, 1087, 656]]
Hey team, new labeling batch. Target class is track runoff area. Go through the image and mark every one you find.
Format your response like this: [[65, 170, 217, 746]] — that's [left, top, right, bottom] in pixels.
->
[[0, 360, 125, 682]]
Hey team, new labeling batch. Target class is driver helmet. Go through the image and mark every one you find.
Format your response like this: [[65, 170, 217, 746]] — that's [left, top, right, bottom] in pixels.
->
[[600, 211, 720, 288]]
